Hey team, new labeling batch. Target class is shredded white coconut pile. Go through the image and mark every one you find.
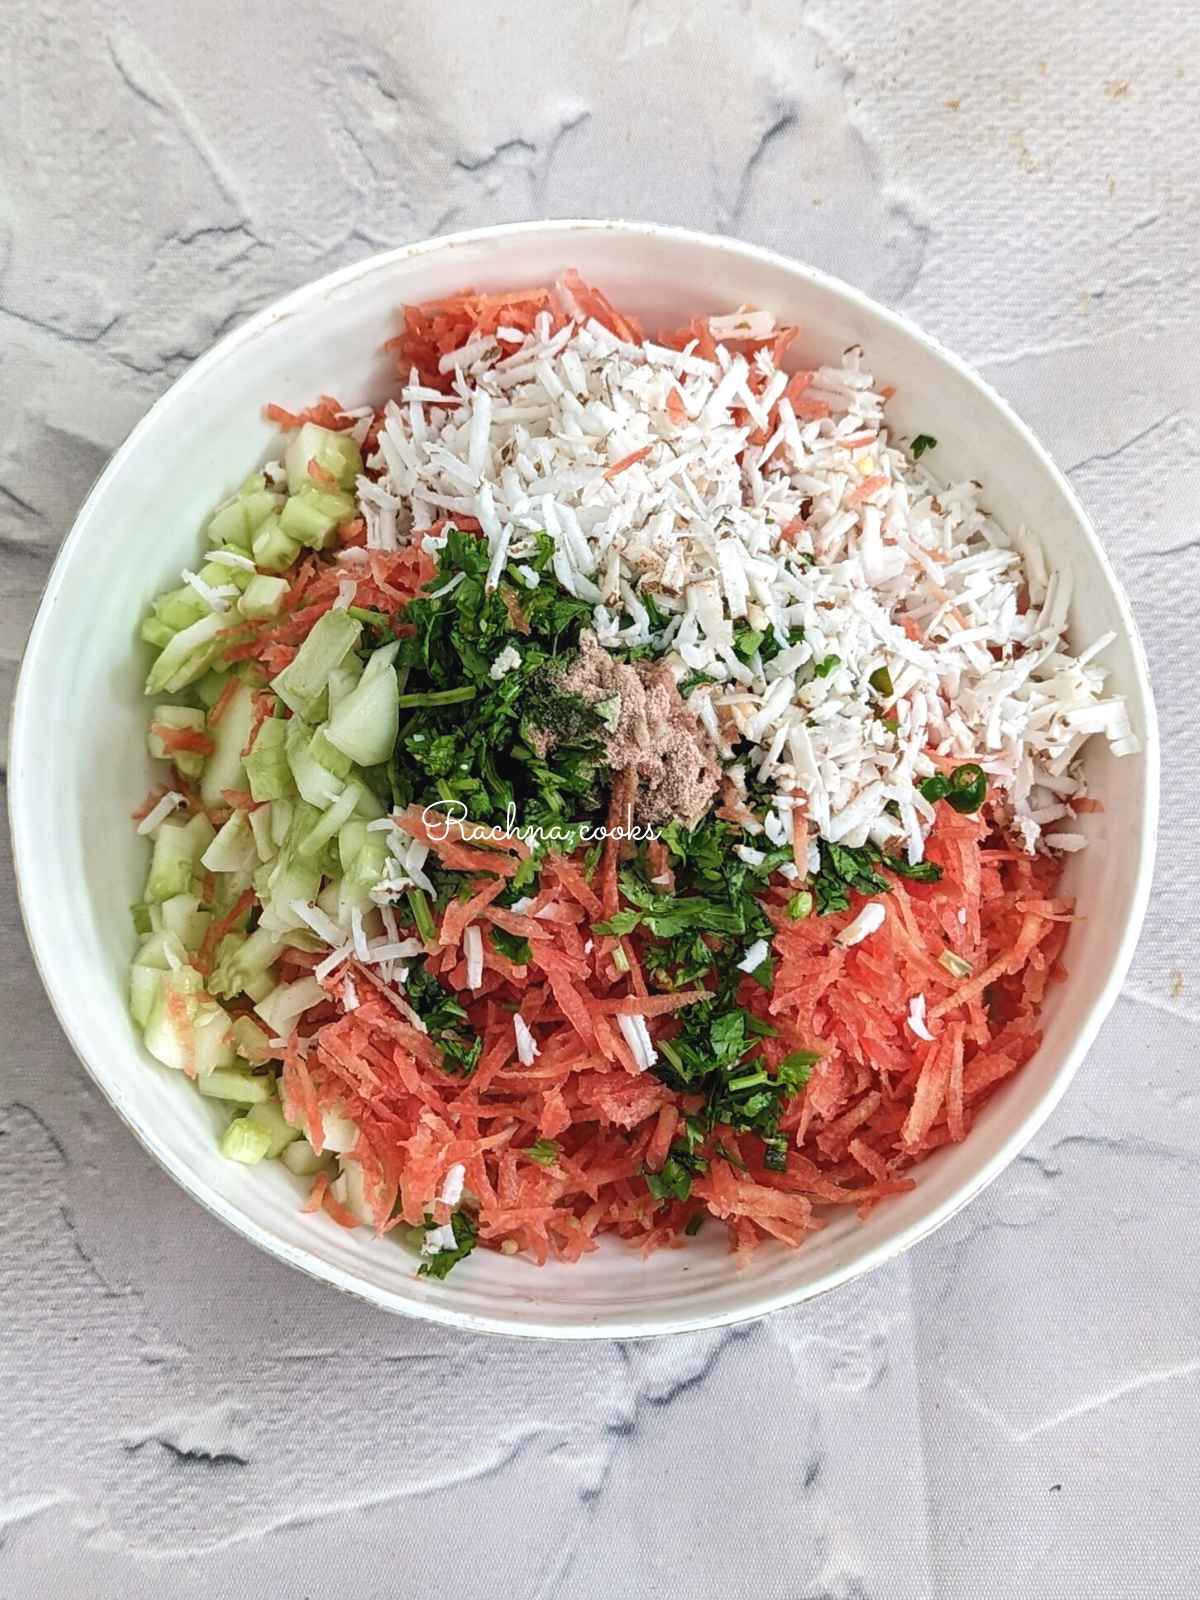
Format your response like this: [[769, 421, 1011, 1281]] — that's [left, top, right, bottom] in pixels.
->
[[360, 282, 1136, 862]]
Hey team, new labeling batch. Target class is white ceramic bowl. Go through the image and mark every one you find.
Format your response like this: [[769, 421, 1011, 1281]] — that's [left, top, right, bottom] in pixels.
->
[[10, 221, 1157, 1338]]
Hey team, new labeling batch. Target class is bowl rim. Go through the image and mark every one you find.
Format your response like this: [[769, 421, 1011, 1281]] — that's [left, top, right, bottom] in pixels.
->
[[9, 217, 1160, 1339]]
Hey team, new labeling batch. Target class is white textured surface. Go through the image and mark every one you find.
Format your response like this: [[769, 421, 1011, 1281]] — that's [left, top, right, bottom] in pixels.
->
[[1, 3, 1196, 1595]]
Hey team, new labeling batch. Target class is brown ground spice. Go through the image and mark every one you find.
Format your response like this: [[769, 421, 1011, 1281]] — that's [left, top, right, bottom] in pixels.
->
[[556, 631, 721, 828]]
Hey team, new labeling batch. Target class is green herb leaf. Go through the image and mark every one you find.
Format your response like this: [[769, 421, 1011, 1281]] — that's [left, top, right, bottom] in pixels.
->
[[527, 1139, 560, 1167], [489, 926, 532, 965], [405, 962, 482, 1076], [811, 838, 891, 916], [679, 669, 718, 697], [884, 855, 943, 883], [911, 433, 938, 458], [749, 952, 775, 989], [733, 623, 765, 662], [389, 528, 606, 830], [645, 1145, 708, 1203], [417, 1210, 477, 1278]]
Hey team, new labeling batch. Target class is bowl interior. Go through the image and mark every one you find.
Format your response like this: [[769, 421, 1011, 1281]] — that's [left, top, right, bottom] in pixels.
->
[[10, 222, 1156, 1337]]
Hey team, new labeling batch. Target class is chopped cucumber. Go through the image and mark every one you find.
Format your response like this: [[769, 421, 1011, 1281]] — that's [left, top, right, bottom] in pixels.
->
[[284, 421, 363, 494], [133, 930, 190, 971], [309, 727, 353, 781], [232, 1013, 278, 1064], [140, 616, 176, 650], [248, 802, 276, 862], [152, 584, 208, 633], [352, 781, 385, 821], [200, 680, 256, 809], [201, 810, 257, 874], [242, 969, 277, 1004], [184, 811, 217, 854], [209, 924, 285, 999], [281, 1138, 333, 1177], [245, 717, 293, 802], [205, 498, 254, 552], [209, 864, 253, 917], [257, 831, 322, 934], [145, 611, 226, 695], [324, 641, 400, 767], [207, 488, 282, 552], [269, 796, 295, 848], [146, 820, 199, 902], [238, 574, 289, 621], [298, 781, 362, 860], [251, 512, 302, 572], [143, 966, 235, 1075], [338, 818, 369, 873], [219, 1116, 271, 1164], [199, 556, 252, 596], [340, 829, 390, 910], [270, 610, 361, 720], [197, 1068, 273, 1104], [159, 892, 211, 952], [245, 1098, 301, 1158], [316, 876, 343, 921], [254, 975, 326, 1037], [147, 705, 208, 779], [280, 488, 355, 551], [285, 720, 345, 809], [129, 965, 162, 1028], [327, 654, 364, 714], [194, 669, 232, 710]]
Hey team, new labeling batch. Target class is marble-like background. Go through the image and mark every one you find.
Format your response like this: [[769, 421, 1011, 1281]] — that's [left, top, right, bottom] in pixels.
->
[[2, 3, 1197, 1595]]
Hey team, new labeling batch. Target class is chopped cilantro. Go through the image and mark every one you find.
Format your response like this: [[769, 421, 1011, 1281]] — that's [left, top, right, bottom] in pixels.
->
[[388, 528, 606, 829], [812, 839, 891, 915], [405, 963, 482, 1076], [417, 1210, 477, 1279], [748, 952, 775, 989], [733, 623, 766, 662], [645, 1145, 708, 1202], [810, 837, 944, 914], [648, 988, 815, 1174], [489, 926, 532, 965], [813, 653, 841, 678], [885, 855, 943, 883], [679, 669, 718, 697], [910, 433, 938, 458]]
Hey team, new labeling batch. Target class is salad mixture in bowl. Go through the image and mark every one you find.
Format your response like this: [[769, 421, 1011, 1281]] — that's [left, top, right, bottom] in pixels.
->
[[127, 271, 1138, 1280]]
